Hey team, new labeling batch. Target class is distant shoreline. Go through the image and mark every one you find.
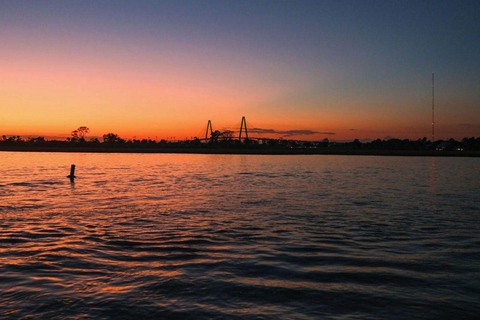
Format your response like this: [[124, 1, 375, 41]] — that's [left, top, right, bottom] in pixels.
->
[[1, 146, 479, 157]]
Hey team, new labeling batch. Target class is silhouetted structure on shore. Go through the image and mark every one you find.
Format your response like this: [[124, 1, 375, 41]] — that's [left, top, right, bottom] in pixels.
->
[[205, 120, 213, 140], [1, 134, 479, 155], [2, 117, 479, 154], [239, 116, 248, 141]]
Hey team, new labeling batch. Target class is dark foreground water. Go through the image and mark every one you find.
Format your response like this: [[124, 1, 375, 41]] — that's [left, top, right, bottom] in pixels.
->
[[1, 152, 479, 319]]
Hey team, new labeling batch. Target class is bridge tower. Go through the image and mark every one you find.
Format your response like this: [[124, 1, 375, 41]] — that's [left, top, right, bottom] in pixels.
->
[[205, 120, 213, 140], [239, 116, 248, 141]]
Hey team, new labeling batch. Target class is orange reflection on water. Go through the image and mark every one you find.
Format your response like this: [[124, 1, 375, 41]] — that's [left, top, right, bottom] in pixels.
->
[[100, 285, 136, 294]]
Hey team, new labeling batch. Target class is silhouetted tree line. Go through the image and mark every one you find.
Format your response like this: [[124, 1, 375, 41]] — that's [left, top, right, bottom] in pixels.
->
[[1, 132, 480, 152], [338, 137, 480, 152]]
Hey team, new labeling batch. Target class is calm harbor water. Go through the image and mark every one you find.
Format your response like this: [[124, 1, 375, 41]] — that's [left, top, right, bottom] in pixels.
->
[[1, 152, 479, 319]]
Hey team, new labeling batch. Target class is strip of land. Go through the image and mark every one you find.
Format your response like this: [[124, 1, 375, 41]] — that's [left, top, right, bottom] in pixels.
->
[[1, 145, 478, 157]]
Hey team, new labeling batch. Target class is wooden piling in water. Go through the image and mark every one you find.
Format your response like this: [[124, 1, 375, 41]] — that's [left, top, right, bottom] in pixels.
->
[[67, 164, 76, 182]]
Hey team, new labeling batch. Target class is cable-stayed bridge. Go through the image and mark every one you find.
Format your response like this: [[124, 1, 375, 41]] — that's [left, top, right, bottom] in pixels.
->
[[197, 116, 256, 142]]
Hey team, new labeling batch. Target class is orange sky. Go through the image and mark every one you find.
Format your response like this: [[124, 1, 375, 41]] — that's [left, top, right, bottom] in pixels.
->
[[1, 1, 479, 141]]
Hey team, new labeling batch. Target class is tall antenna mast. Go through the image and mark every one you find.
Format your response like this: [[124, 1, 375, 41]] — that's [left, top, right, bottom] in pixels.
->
[[432, 72, 435, 141]]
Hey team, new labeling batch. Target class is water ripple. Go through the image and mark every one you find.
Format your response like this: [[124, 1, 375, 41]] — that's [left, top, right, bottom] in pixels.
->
[[0, 153, 479, 319]]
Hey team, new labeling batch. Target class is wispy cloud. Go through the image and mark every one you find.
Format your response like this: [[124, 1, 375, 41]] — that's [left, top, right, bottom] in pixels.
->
[[248, 128, 335, 137]]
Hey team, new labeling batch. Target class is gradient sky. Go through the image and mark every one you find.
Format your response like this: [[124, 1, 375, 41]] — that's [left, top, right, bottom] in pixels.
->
[[1, 0, 479, 141]]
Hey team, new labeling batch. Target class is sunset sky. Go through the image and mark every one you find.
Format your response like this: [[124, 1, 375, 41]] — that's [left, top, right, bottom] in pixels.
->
[[1, 0, 479, 141]]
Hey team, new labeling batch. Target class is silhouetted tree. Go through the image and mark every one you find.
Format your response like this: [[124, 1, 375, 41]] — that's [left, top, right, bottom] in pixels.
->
[[322, 138, 329, 147], [352, 139, 361, 148], [71, 126, 90, 142], [71, 130, 79, 142], [77, 126, 89, 139], [103, 133, 124, 144]]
